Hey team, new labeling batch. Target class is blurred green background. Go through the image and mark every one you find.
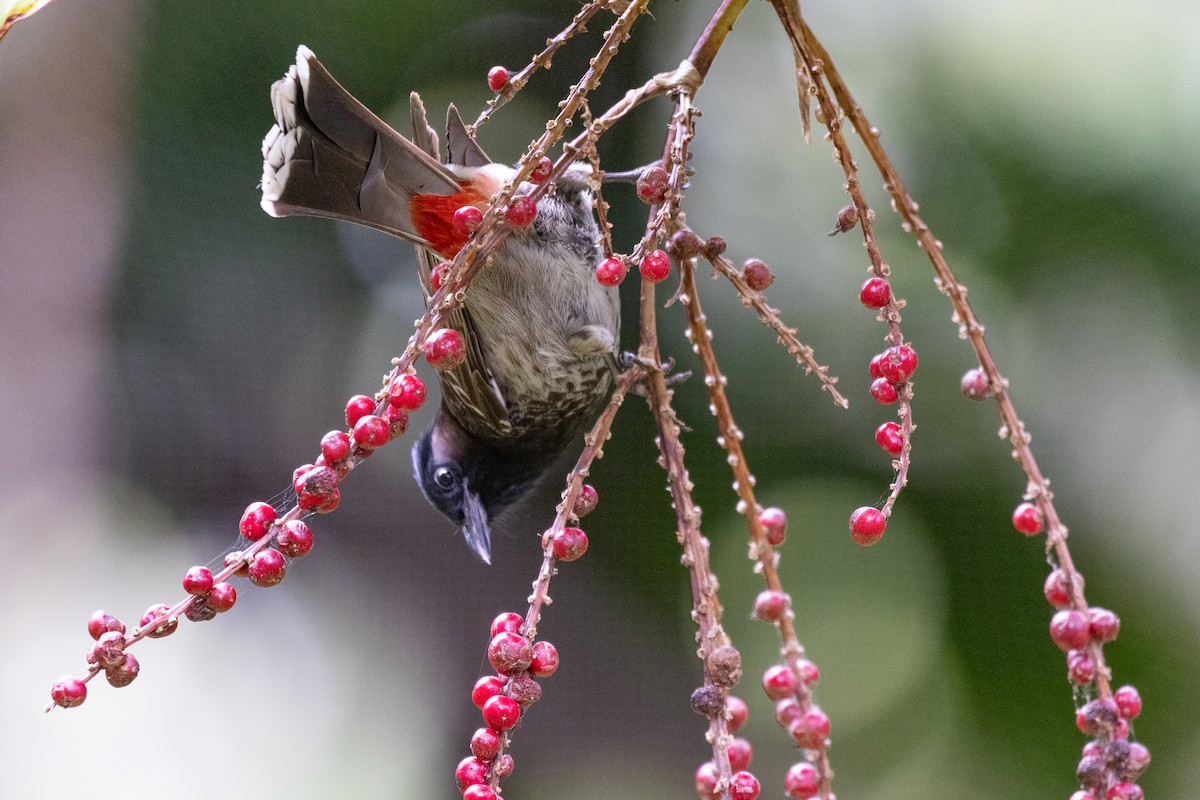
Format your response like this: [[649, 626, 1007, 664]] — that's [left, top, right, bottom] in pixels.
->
[[1, 1, 1195, 798]]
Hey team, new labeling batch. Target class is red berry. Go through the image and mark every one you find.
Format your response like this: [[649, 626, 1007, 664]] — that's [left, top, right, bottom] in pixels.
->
[[206, 582, 237, 612], [296, 465, 339, 499], [869, 377, 898, 404], [1067, 649, 1096, 685], [789, 708, 830, 749], [1088, 607, 1120, 643], [639, 249, 671, 282], [551, 526, 588, 561], [425, 328, 467, 370], [695, 762, 719, 799], [1114, 685, 1142, 719], [487, 66, 509, 92], [785, 761, 820, 799], [389, 374, 426, 411], [482, 695, 520, 731], [529, 156, 553, 184], [353, 414, 390, 449], [1044, 568, 1075, 607], [849, 506, 886, 546], [239, 501, 278, 541], [429, 261, 452, 292], [472, 675, 505, 709], [87, 610, 125, 641], [573, 484, 598, 518], [595, 256, 627, 286], [344, 394, 376, 426], [1050, 609, 1091, 650], [183, 566, 214, 596], [530, 640, 559, 677], [1012, 502, 1044, 535], [758, 507, 786, 545], [140, 603, 177, 638], [464, 785, 497, 800], [859, 277, 891, 309], [311, 487, 340, 514], [105, 652, 140, 688], [796, 658, 820, 687], [753, 590, 788, 623], [762, 664, 797, 700], [455, 756, 489, 791], [487, 631, 533, 676], [726, 695, 749, 732], [874, 421, 904, 456], [727, 737, 753, 772], [961, 367, 990, 400], [320, 430, 351, 463], [50, 676, 87, 709], [385, 404, 409, 438], [277, 519, 314, 558], [879, 345, 918, 383], [470, 727, 501, 761], [742, 259, 774, 291], [635, 165, 670, 204], [248, 548, 287, 588], [868, 353, 886, 379], [453, 205, 484, 236], [729, 770, 760, 800], [504, 196, 537, 228], [490, 611, 524, 638]]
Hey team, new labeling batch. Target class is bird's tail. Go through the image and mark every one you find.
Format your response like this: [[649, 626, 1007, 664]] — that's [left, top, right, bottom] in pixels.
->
[[260, 45, 463, 242]]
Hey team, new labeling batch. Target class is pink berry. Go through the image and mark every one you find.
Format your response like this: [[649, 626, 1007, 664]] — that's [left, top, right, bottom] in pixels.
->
[[775, 697, 801, 727], [1088, 607, 1120, 643], [87, 610, 125, 641], [859, 277, 891, 309], [795, 658, 820, 687], [493, 754, 514, 779], [868, 353, 886, 379], [453, 205, 484, 236], [353, 414, 390, 449], [1106, 784, 1143, 800], [1067, 649, 1096, 685], [385, 404, 409, 438], [595, 256, 627, 286], [529, 156, 553, 184], [729, 770, 760, 800], [727, 737, 753, 772], [344, 394, 376, 426], [961, 367, 990, 400], [639, 249, 671, 282], [695, 762, 719, 799], [140, 603, 177, 638], [573, 484, 598, 518], [742, 259, 774, 291], [320, 430, 351, 463], [1012, 502, 1044, 535], [551, 526, 588, 561], [1114, 685, 1142, 719], [1071, 793, 1099, 800], [183, 566, 214, 596], [504, 196, 537, 228], [472, 675, 505, 709], [206, 582, 237, 612], [239, 501, 278, 541], [789, 708, 830, 749], [1044, 568, 1075, 607], [425, 328, 467, 370], [753, 590, 788, 623], [455, 756, 489, 791], [530, 640, 559, 677], [490, 612, 524, 638], [874, 421, 904, 456], [762, 664, 797, 700], [248, 548, 287, 588], [487, 66, 509, 92], [879, 345, 918, 383], [277, 519, 314, 558], [88, 631, 126, 670], [105, 652, 140, 688], [487, 631, 533, 676], [429, 261, 452, 292], [785, 761, 820, 799], [1125, 742, 1151, 780], [482, 695, 520, 731], [726, 695, 748, 732], [1050, 609, 1091, 650], [50, 676, 87, 709], [464, 786, 497, 800], [470, 727, 501, 761], [507, 674, 541, 706], [869, 377, 899, 405], [758, 507, 786, 545], [849, 506, 886, 546], [635, 165, 670, 204], [388, 374, 426, 411]]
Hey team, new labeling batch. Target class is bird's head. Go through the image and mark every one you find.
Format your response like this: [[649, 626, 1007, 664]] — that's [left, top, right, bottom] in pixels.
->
[[412, 407, 542, 564]]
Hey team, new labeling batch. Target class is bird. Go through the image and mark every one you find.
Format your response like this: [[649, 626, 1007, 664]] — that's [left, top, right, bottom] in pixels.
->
[[261, 46, 620, 563]]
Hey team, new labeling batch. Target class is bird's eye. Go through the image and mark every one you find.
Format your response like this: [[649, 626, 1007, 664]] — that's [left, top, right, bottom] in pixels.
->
[[433, 466, 457, 490]]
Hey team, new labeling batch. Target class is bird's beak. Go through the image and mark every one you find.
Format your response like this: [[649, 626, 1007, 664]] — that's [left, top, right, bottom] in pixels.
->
[[461, 485, 492, 565]]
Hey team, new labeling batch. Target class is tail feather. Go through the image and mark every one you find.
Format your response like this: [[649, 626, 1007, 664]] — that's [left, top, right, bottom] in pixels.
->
[[261, 45, 462, 242]]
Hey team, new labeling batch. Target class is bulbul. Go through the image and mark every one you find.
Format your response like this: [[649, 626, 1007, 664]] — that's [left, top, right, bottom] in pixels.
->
[[261, 47, 620, 563]]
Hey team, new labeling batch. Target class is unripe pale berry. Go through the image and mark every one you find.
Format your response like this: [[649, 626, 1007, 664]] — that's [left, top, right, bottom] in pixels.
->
[[482, 695, 520, 731], [504, 196, 537, 227], [961, 367, 990, 400], [875, 421, 903, 456], [425, 328, 466, 370], [487, 66, 509, 92], [795, 658, 820, 687], [239, 501, 277, 541], [639, 249, 671, 282], [493, 754, 514, 779], [183, 566, 214, 596], [849, 506, 886, 546], [551, 526, 588, 561], [869, 377, 899, 405], [1012, 502, 1044, 535], [742, 259, 774, 291], [775, 697, 801, 728], [859, 277, 891, 309], [636, 166, 670, 204], [595, 256, 627, 286], [758, 507, 787, 545], [344, 394, 376, 426], [389, 373, 426, 411]]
